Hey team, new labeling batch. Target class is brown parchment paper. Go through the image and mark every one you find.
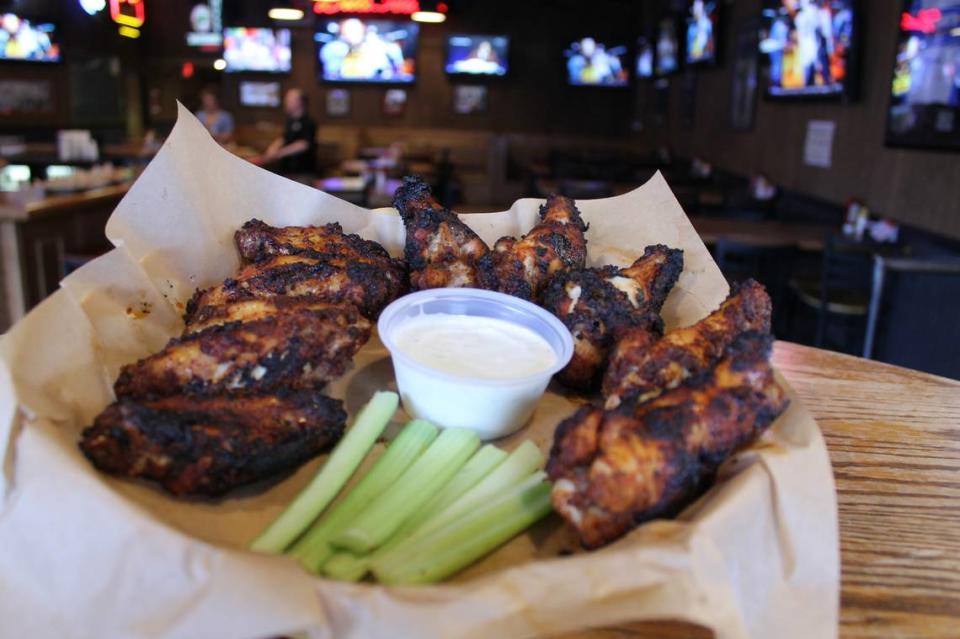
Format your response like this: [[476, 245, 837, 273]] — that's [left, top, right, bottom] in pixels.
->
[[0, 104, 839, 639]]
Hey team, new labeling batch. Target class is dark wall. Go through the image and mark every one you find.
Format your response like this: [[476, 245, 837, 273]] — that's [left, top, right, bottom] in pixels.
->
[[645, 0, 960, 240]]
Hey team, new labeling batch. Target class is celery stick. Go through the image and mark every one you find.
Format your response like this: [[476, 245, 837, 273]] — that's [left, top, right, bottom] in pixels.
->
[[331, 427, 480, 554], [372, 478, 554, 585], [249, 391, 398, 553], [321, 444, 507, 581], [287, 419, 438, 572]]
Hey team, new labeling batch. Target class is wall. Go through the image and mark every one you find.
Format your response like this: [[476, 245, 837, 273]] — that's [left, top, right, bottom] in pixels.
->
[[649, 0, 960, 240]]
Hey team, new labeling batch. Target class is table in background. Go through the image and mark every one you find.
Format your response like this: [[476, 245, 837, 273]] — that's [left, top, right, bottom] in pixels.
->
[[554, 342, 960, 639], [689, 216, 831, 252]]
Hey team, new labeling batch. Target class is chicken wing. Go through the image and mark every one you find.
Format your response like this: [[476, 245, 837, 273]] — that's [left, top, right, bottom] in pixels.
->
[[185, 253, 403, 322], [541, 245, 684, 391], [393, 175, 491, 290], [477, 194, 588, 301], [603, 279, 772, 408], [547, 332, 788, 549], [185, 296, 353, 334], [79, 391, 346, 496], [115, 303, 371, 399]]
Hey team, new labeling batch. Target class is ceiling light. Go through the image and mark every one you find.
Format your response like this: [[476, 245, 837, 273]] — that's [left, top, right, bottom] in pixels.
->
[[411, 10, 445, 23], [268, 8, 305, 20], [213, 58, 227, 71]]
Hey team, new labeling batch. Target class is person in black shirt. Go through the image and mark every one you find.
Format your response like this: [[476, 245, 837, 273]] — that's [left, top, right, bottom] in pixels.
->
[[262, 88, 317, 177]]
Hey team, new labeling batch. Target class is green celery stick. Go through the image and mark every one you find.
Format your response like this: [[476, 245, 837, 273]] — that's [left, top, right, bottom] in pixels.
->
[[287, 419, 439, 572], [330, 427, 480, 554], [249, 391, 399, 553], [372, 478, 554, 585], [321, 444, 507, 581]]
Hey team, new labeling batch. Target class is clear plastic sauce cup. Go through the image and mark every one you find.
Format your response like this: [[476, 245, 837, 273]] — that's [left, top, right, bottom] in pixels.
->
[[378, 288, 574, 440]]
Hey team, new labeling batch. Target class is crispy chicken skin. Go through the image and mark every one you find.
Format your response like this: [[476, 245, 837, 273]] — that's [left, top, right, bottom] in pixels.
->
[[541, 245, 684, 391], [393, 176, 491, 290], [547, 332, 789, 549], [115, 304, 371, 399], [603, 279, 772, 408], [79, 391, 346, 496], [477, 194, 588, 301], [185, 253, 403, 322]]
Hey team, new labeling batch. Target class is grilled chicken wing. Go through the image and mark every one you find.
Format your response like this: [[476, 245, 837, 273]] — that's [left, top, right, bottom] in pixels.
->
[[235, 219, 401, 269], [393, 175, 491, 290], [547, 332, 788, 549], [185, 253, 403, 322], [79, 391, 346, 496], [115, 303, 370, 399], [603, 279, 772, 408], [541, 245, 684, 391], [477, 194, 588, 301]]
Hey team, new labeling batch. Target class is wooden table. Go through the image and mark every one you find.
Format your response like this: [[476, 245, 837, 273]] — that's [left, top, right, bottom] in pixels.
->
[[689, 216, 832, 252], [558, 342, 960, 639]]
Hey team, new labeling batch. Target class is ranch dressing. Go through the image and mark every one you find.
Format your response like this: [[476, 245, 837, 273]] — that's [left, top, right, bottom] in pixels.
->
[[391, 313, 557, 380]]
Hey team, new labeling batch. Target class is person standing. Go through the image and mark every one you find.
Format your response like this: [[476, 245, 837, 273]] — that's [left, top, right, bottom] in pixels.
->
[[261, 88, 317, 178], [196, 87, 235, 144]]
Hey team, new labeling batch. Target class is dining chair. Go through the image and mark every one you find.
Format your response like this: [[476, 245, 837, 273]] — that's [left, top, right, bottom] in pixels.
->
[[714, 238, 797, 335]]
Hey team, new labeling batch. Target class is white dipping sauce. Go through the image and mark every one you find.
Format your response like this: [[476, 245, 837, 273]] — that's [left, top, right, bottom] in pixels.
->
[[392, 313, 557, 380]]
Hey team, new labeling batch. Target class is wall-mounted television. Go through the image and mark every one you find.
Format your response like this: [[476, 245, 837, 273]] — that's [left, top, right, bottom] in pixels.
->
[[565, 38, 629, 86], [886, 0, 960, 151], [239, 81, 281, 108], [685, 0, 719, 66], [656, 17, 681, 76], [759, 0, 857, 99], [445, 34, 508, 77], [315, 18, 418, 84], [223, 27, 291, 73], [0, 14, 60, 63], [636, 36, 654, 78], [186, 1, 223, 49]]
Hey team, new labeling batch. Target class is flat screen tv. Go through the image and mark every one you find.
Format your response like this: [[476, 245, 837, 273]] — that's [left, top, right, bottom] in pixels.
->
[[239, 81, 281, 108], [315, 18, 418, 83], [636, 36, 655, 78], [223, 28, 291, 73], [759, 0, 857, 98], [656, 17, 681, 76], [565, 38, 629, 86], [685, 0, 720, 65], [186, 1, 223, 49], [886, 0, 960, 151], [0, 14, 60, 63], [445, 34, 509, 76]]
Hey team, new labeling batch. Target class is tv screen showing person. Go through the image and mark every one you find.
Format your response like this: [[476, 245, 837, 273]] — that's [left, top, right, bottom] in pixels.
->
[[446, 35, 509, 76], [223, 27, 291, 73], [316, 19, 418, 83], [656, 18, 680, 76], [565, 37, 629, 86], [759, 0, 855, 97], [686, 0, 719, 64], [0, 14, 60, 62]]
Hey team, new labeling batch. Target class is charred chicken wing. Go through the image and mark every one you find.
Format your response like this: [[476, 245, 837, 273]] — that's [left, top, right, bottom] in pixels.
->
[[603, 279, 772, 408], [541, 245, 684, 391], [393, 176, 491, 290], [477, 194, 588, 301], [115, 303, 371, 399], [185, 253, 403, 322], [79, 391, 346, 496], [547, 332, 788, 549]]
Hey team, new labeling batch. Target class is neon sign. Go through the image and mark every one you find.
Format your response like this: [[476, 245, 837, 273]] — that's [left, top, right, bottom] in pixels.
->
[[110, 0, 146, 29], [900, 8, 941, 34], [313, 0, 422, 15]]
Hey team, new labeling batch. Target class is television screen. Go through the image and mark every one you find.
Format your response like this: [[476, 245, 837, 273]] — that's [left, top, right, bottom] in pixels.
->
[[316, 19, 418, 83], [186, 1, 223, 48], [0, 14, 60, 63], [637, 36, 654, 78], [223, 28, 291, 73], [239, 81, 281, 108], [656, 18, 680, 76], [685, 0, 719, 65], [759, 0, 856, 98], [565, 38, 629, 86], [886, 0, 960, 151], [445, 34, 508, 76]]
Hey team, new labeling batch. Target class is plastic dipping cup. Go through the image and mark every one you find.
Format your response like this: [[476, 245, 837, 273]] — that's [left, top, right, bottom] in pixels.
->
[[378, 288, 574, 440]]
